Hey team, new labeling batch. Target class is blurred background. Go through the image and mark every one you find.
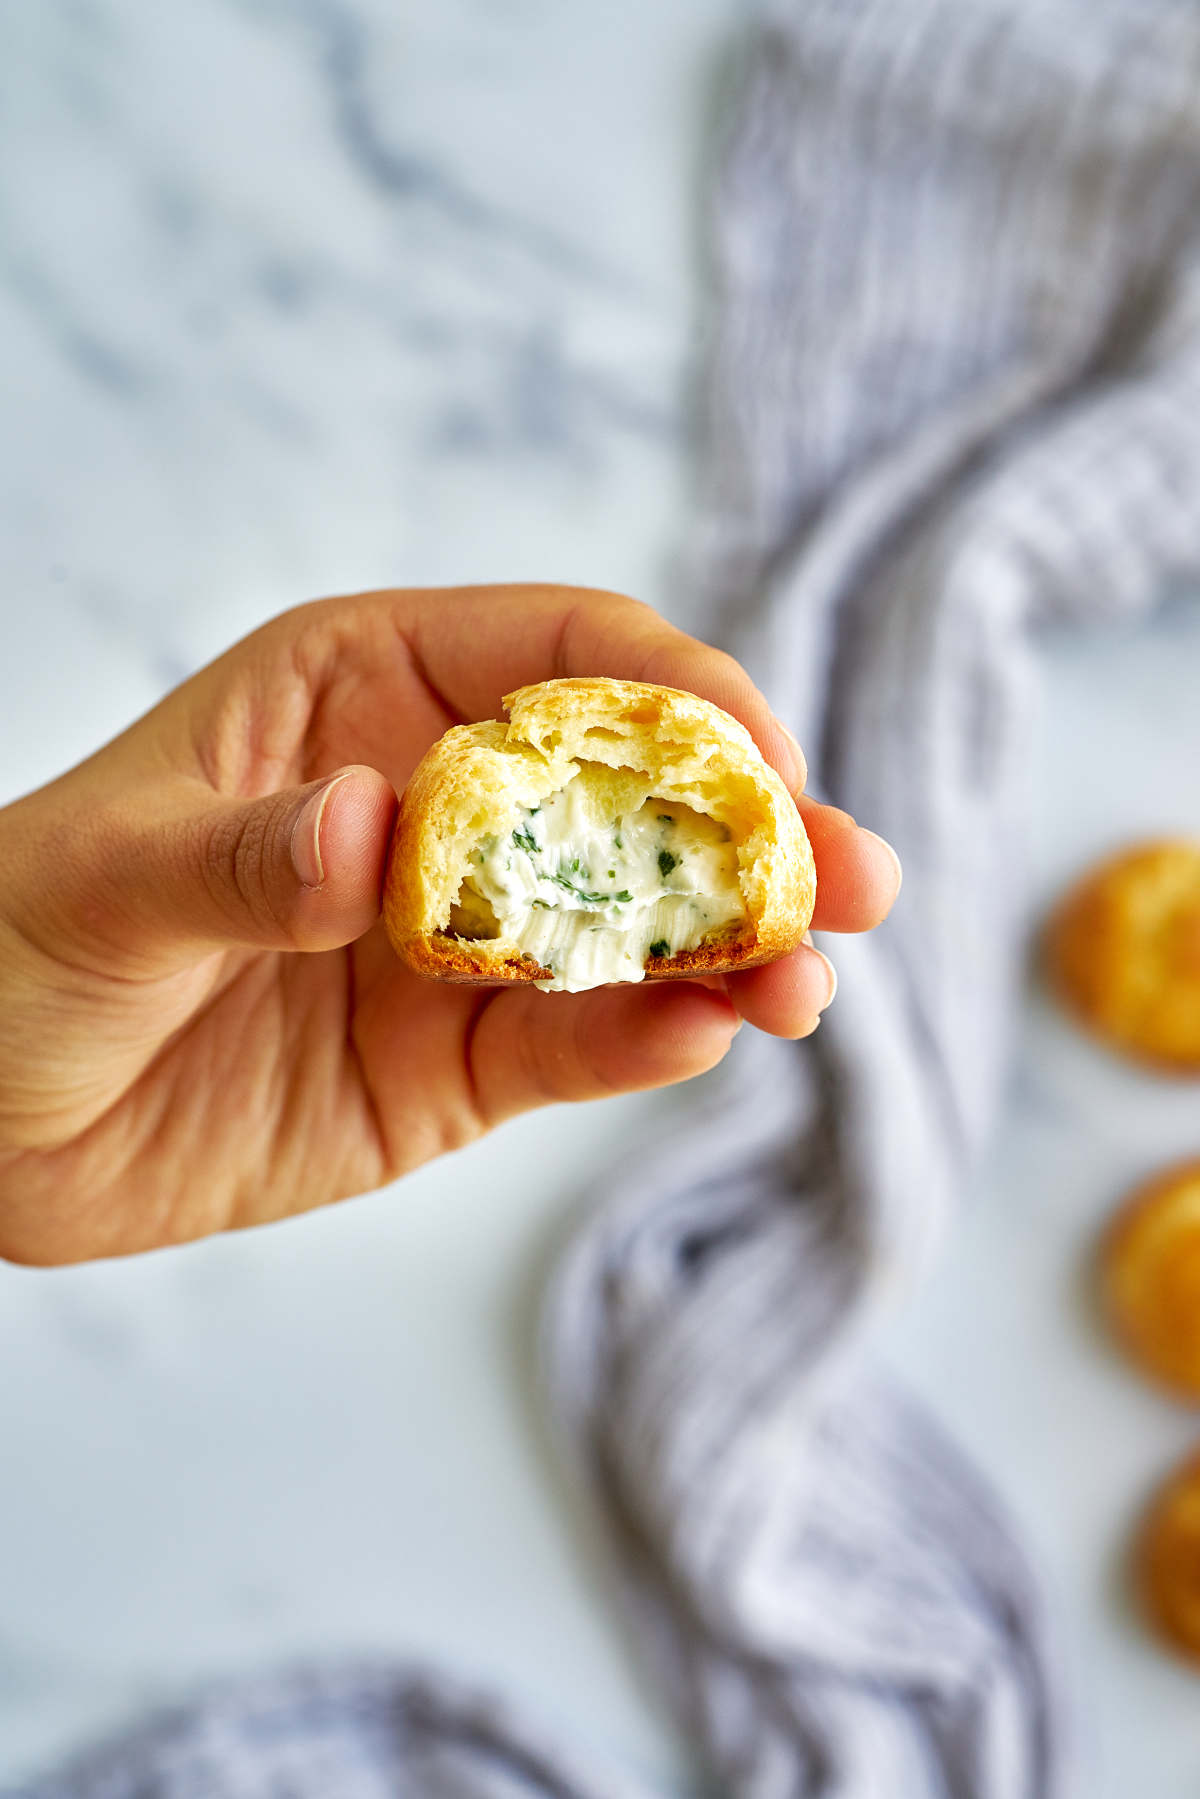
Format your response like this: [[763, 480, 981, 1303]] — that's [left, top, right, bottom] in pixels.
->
[[2, 2, 1200, 1794]]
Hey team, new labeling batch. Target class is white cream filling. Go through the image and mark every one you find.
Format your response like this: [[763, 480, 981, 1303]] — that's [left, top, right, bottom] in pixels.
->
[[452, 773, 746, 992]]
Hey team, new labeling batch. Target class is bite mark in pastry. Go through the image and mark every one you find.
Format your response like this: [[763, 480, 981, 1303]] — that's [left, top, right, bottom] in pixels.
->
[[1046, 840, 1200, 1073], [1101, 1160, 1200, 1400], [383, 677, 816, 992]]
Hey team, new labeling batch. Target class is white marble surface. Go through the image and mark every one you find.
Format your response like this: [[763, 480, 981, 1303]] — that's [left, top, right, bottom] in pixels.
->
[[2, 3, 1199, 1793]]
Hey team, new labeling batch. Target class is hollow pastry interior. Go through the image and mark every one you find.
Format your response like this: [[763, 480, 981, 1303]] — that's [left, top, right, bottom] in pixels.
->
[[385, 677, 816, 992], [450, 763, 748, 992]]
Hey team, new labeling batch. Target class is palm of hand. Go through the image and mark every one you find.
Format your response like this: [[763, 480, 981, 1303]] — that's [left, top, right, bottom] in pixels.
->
[[2, 600, 499, 1257]]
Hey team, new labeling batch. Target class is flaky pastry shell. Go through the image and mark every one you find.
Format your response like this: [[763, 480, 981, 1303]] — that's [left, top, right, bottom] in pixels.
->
[[383, 677, 816, 987]]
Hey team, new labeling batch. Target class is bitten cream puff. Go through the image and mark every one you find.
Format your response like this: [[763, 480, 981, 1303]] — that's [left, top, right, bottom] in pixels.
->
[[384, 677, 815, 993]]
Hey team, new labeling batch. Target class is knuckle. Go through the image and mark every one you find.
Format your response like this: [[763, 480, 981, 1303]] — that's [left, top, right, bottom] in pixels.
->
[[555, 590, 660, 678], [202, 802, 296, 944], [482, 1000, 576, 1118], [634, 631, 746, 697], [525, 1034, 572, 1106], [532, 1004, 618, 1107]]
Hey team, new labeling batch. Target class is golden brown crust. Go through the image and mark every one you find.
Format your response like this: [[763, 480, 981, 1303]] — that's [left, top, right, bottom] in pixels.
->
[[394, 927, 761, 986], [1100, 1160, 1200, 1400], [1045, 840, 1200, 1073], [383, 677, 816, 987], [1136, 1448, 1200, 1664]]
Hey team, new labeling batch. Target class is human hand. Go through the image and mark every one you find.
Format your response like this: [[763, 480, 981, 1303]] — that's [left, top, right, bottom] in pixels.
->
[[0, 585, 900, 1264]]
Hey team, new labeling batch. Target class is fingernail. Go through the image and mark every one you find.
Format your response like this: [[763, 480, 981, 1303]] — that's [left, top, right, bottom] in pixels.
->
[[715, 988, 744, 1034], [801, 931, 837, 1006], [861, 828, 903, 896], [776, 720, 807, 792], [706, 985, 743, 1034], [810, 944, 838, 1009], [291, 772, 353, 888]]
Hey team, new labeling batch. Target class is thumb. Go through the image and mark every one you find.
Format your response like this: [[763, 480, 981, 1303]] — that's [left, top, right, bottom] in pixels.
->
[[112, 764, 397, 960], [170, 764, 397, 954]]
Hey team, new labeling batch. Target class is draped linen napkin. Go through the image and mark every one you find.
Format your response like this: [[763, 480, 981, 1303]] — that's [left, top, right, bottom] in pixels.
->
[[17, 0, 1200, 1794]]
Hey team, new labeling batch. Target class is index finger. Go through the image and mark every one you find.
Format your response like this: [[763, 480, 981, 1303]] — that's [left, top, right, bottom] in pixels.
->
[[398, 583, 807, 796]]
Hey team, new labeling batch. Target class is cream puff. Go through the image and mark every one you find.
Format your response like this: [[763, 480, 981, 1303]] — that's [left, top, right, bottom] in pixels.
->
[[383, 677, 815, 993]]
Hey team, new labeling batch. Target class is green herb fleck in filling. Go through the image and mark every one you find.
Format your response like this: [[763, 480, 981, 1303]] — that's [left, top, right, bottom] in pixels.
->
[[648, 939, 670, 959], [551, 872, 632, 905], [512, 825, 539, 855], [657, 849, 678, 878]]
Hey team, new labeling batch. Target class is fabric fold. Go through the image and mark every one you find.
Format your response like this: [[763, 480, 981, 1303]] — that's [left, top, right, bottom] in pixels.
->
[[545, 1, 1200, 1793]]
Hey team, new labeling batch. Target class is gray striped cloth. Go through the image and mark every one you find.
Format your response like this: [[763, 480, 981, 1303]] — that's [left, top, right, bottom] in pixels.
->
[[18, 0, 1200, 1794]]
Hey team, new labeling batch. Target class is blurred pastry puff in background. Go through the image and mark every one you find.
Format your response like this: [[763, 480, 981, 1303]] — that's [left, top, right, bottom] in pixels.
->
[[1100, 1163, 1200, 1663], [1136, 1449, 1200, 1666], [1046, 840, 1200, 1074], [1046, 842, 1200, 1662], [1100, 1161, 1200, 1402]]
